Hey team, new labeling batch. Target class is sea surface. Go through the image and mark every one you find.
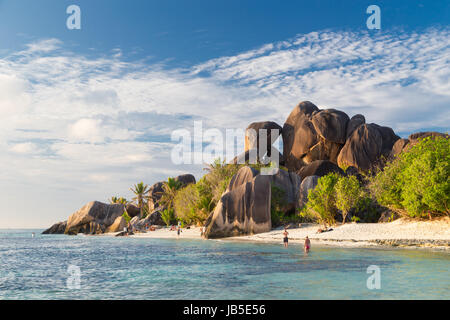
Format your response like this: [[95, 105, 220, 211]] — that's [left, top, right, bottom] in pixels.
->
[[0, 229, 449, 300]]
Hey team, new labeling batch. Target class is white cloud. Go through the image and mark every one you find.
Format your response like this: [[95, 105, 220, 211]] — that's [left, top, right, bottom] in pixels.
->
[[68, 118, 104, 143], [0, 27, 449, 227], [9, 142, 39, 154]]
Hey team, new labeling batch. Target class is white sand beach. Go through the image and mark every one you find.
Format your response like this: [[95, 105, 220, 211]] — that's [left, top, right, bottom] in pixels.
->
[[128, 218, 450, 250]]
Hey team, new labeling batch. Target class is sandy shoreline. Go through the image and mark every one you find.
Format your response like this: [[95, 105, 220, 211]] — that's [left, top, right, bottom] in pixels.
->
[[125, 218, 450, 250]]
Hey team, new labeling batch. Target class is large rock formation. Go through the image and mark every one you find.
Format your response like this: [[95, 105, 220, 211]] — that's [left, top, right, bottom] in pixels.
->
[[148, 181, 165, 212], [282, 102, 350, 171], [299, 175, 319, 207], [125, 204, 141, 218], [65, 201, 125, 235], [337, 123, 399, 172], [346, 114, 366, 139], [297, 160, 344, 180], [203, 166, 302, 238], [270, 169, 302, 213], [245, 121, 282, 156], [134, 208, 166, 230], [232, 147, 284, 166], [174, 174, 196, 186], [204, 167, 272, 238], [106, 216, 127, 233], [282, 101, 399, 172], [42, 221, 67, 234]]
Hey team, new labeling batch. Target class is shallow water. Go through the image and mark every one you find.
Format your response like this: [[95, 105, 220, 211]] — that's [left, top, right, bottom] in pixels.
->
[[0, 229, 448, 300]]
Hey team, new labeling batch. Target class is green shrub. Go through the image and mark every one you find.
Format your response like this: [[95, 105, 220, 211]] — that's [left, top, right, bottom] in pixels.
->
[[161, 208, 175, 226], [202, 159, 244, 207], [370, 136, 449, 218], [304, 172, 340, 227], [173, 184, 211, 225], [122, 210, 132, 224], [351, 216, 360, 223], [270, 184, 287, 227], [335, 175, 362, 223], [355, 195, 380, 223]]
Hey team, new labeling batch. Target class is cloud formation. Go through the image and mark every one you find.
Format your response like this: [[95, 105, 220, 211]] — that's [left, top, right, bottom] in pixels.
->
[[0, 27, 449, 227]]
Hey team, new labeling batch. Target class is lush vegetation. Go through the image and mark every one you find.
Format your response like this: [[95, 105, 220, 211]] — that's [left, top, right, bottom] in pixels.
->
[[335, 175, 362, 223], [369, 136, 449, 218], [301, 172, 340, 227], [130, 182, 149, 218], [301, 136, 449, 225], [161, 208, 176, 226], [122, 210, 132, 224], [115, 136, 448, 229]]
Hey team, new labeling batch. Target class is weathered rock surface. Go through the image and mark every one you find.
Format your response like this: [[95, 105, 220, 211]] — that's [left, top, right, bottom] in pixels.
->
[[245, 121, 282, 156], [232, 147, 284, 166], [42, 221, 67, 234], [106, 216, 127, 233], [337, 124, 391, 172], [346, 114, 365, 139], [227, 166, 259, 192], [299, 175, 319, 208], [270, 169, 302, 213], [65, 201, 125, 235], [135, 208, 165, 230], [311, 109, 349, 144], [297, 160, 344, 180], [125, 204, 141, 218], [282, 101, 400, 172], [390, 138, 410, 158], [282, 103, 350, 170], [282, 101, 320, 171], [148, 181, 165, 211], [174, 174, 196, 186], [204, 171, 271, 239]]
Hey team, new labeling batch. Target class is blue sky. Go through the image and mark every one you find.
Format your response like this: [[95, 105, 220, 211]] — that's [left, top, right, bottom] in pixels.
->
[[0, 1, 449, 228], [1, 0, 448, 65]]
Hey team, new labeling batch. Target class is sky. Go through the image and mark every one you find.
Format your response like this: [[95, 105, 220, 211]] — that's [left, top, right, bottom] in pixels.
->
[[0, 0, 449, 228]]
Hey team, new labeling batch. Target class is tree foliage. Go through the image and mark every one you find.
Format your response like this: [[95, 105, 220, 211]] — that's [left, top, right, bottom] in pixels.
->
[[370, 136, 449, 218]]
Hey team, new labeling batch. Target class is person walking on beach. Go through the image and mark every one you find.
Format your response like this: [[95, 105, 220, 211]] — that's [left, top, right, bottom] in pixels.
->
[[283, 228, 289, 248], [177, 225, 181, 238], [304, 236, 311, 253]]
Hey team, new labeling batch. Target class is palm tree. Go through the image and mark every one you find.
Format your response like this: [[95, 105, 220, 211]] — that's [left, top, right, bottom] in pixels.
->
[[110, 196, 128, 205], [159, 178, 183, 210], [130, 182, 149, 218]]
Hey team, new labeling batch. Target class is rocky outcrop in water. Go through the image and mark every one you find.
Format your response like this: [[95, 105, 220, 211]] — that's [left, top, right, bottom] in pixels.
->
[[64, 201, 125, 235], [106, 216, 127, 233], [42, 221, 67, 234]]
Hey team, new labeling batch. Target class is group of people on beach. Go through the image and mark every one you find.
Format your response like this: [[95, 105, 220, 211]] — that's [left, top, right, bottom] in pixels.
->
[[283, 228, 310, 253]]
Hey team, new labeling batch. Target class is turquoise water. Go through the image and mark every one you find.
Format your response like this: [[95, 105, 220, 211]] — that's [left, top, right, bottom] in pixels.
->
[[0, 229, 449, 300]]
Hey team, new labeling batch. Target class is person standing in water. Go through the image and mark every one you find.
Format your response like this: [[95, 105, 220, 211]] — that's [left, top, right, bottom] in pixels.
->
[[283, 228, 289, 248], [304, 236, 311, 253], [177, 225, 181, 238]]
